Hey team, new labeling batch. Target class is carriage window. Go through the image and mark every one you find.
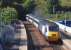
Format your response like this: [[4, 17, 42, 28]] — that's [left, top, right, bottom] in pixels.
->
[[49, 26, 58, 31]]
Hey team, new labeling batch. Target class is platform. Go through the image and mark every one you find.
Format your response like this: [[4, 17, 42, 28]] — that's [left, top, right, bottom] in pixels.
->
[[11, 21, 27, 50]]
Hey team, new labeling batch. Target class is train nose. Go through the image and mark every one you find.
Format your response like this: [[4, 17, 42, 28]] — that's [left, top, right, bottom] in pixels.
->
[[48, 32, 59, 41]]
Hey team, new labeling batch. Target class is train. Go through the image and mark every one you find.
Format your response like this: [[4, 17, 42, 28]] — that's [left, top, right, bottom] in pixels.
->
[[26, 14, 62, 43]]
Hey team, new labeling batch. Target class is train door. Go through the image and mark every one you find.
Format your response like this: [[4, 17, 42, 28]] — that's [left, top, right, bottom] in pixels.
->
[[45, 25, 49, 37], [41, 25, 45, 35]]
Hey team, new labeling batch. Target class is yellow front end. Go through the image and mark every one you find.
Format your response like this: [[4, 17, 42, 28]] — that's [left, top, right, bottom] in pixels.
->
[[47, 31, 60, 41]]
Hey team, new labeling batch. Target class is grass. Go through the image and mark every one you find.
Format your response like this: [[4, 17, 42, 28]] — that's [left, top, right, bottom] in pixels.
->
[[59, 0, 71, 7]]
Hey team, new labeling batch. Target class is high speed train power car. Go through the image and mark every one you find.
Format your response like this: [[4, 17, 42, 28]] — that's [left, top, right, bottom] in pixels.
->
[[26, 14, 61, 42]]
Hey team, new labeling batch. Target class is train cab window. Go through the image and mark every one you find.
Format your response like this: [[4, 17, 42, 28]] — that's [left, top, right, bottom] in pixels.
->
[[49, 26, 58, 31]]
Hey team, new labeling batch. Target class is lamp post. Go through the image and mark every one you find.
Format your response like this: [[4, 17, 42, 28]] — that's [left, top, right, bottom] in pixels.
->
[[65, 12, 66, 26], [64, 12, 67, 32]]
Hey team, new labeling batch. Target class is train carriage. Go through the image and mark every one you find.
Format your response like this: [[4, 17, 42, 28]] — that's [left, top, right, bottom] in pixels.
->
[[26, 14, 61, 42]]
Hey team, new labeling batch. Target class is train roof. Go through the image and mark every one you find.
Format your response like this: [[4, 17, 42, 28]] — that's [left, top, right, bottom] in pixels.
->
[[26, 14, 40, 22], [26, 14, 58, 26], [40, 20, 58, 26]]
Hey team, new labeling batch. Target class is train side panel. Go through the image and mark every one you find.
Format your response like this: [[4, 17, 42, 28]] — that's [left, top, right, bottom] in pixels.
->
[[39, 24, 45, 35]]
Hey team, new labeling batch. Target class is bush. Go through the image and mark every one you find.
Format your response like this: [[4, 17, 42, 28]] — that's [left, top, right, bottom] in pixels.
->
[[0, 7, 18, 25]]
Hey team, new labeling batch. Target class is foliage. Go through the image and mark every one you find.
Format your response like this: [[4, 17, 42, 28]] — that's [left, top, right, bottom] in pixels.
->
[[59, 0, 71, 7], [34, 0, 47, 16], [0, 7, 18, 25], [34, 0, 71, 21], [0, 0, 71, 21], [22, 0, 31, 11]]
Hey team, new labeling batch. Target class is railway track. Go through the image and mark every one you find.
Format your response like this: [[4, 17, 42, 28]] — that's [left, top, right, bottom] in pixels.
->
[[61, 31, 71, 50], [23, 21, 65, 50]]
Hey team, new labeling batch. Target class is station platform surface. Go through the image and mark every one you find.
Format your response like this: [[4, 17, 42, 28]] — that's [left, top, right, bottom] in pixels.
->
[[11, 21, 27, 50]]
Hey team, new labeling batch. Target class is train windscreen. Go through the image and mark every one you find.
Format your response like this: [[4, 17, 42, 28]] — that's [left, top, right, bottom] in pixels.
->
[[49, 26, 59, 31]]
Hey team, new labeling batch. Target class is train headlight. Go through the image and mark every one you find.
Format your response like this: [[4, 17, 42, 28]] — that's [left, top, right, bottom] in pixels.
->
[[52, 34, 56, 37]]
